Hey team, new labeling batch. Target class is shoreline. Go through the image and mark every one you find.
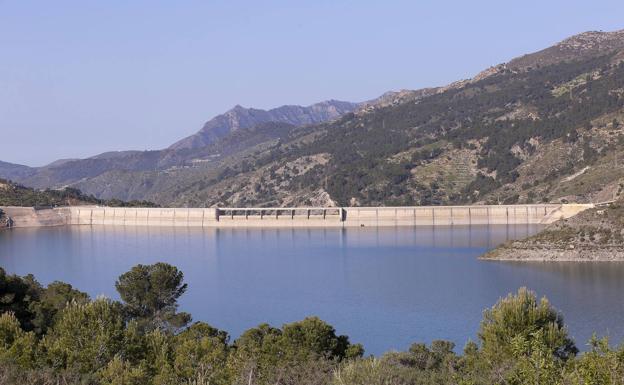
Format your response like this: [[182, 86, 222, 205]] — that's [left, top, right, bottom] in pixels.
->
[[481, 245, 624, 261], [482, 200, 624, 262]]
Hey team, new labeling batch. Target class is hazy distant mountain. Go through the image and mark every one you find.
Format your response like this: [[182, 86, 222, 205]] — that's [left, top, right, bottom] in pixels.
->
[[169, 100, 359, 150], [0, 98, 357, 193], [0, 160, 35, 181]]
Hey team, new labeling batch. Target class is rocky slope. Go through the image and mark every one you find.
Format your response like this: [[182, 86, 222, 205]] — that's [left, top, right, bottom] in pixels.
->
[[482, 198, 624, 261], [2, 29, 624, 208], [508, 30, 624, 70]]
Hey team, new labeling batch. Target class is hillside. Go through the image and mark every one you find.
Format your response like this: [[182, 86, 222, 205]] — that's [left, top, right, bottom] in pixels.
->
[[0, 161, 35, 180], [159, 29, 624, 208], [0, 179, 157, 208], [2, 29, 624, 208], [483, 198, 624, 261]]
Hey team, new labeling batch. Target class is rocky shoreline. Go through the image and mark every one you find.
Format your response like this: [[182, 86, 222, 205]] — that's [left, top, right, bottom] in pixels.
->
[[481, 243, 624, 261], [482, 199, 624, 261]]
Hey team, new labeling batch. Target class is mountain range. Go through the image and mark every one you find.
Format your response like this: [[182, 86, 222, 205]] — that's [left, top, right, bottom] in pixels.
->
[[2, 29, 624, 208], [0, 100, 361, 193], [169, 100, 359, 150]]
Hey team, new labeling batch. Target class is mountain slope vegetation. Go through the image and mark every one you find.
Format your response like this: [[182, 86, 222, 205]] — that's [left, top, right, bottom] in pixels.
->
[[0, 179, 157, 208], [2, 29, 624, 208], [163, 30, 624, 208]]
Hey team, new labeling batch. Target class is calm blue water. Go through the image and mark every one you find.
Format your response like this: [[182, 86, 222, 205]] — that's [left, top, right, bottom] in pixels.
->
[[1, 225, 624, 355]]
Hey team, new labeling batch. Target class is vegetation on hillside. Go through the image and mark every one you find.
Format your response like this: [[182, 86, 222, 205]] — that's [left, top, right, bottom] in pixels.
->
[[484, 198, 624, 260], [2, 32, 624, 208], [1, 263, 624, 385], [167, 50, 624, 208], [0, 178, 158, 208]]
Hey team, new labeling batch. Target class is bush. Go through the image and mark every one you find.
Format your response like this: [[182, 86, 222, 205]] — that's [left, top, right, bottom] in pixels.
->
[[42, 299, 126, 373], [479, 287, 577, 363]]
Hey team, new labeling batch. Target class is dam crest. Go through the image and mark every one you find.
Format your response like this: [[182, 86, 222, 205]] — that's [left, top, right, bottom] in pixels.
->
[[1, 204, 593, 228]]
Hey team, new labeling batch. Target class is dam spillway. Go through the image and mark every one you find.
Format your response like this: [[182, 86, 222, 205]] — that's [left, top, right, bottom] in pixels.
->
[[1, 204, 593, 228]]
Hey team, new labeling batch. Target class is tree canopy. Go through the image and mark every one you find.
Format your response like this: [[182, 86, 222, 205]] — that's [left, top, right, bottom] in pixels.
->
[[1, 265, 624, 385], [115, 262, 191, 332]]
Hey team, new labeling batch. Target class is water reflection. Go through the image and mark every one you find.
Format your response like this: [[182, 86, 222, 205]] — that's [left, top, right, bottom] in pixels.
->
[[1, 224, 623, 355]]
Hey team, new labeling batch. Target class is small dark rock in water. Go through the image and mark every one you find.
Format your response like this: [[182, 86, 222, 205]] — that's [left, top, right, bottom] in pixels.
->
[[0, 209, 13, 228]]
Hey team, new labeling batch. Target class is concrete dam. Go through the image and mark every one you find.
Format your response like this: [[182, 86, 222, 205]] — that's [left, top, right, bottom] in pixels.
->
[[1, 204, 593, 229]]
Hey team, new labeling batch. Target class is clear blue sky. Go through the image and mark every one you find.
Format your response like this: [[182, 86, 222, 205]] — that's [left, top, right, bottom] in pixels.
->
[[2, 0, 624, 166]]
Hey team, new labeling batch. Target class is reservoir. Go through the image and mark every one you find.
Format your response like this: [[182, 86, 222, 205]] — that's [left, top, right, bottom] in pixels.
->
[[1, 224, 623, 355]]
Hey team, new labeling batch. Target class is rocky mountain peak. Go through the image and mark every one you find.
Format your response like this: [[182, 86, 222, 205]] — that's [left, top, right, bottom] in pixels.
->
[[230, 104, 246, 111], [558, 29, 624, 52], [508, 28, 624, 70], [169, 99, 358, 150]]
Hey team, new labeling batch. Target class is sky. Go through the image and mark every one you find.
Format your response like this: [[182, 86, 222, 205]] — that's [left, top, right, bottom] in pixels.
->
[[2, 0, 624, 166]]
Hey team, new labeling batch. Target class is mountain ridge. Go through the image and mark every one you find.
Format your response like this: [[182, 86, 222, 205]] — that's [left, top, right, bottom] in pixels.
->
[[2, 28, 624, 208], [509, 29, 624, 70], [169, 99, 359, 150]]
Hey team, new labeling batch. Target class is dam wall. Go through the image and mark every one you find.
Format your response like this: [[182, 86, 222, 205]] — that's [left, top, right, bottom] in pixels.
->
[[68, 204, 591, 228], [0, 206, 70, 228], [1, 204, 593, 229], [342, 205, 573, 227]]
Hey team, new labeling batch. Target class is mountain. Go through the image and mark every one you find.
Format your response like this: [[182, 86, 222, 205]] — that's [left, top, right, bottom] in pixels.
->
[[156, 29, 624, 208], [0, 160, 35, 181], [169, 100, 359, 150], [0, 98, 356, 196], [2, 29, 624, 208]]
